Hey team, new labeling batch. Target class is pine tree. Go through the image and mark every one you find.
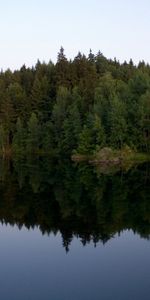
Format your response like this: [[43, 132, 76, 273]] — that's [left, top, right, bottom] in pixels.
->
[[26, 113, 40, 153], [12, 117, 26, 153], [109, 96, 127, 148]]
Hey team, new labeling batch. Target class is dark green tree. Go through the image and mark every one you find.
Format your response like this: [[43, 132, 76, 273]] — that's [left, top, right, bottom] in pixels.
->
[[12, 117, 26, 153], [26, 113, 40, 153]]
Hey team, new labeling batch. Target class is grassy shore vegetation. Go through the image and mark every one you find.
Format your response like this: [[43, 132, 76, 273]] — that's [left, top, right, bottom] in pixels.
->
[[72, 146, 150, 172], [0, 48, 149, 157]]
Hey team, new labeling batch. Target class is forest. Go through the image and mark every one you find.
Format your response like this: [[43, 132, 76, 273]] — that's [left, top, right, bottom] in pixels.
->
[[0, 47, 149, 156]]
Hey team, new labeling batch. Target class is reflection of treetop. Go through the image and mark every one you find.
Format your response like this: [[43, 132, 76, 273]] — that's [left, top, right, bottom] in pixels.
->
[[0, 158, 149, 252]]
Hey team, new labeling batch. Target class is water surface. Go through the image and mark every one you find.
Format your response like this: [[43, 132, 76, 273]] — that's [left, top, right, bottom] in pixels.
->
[[0, 158, 149, 300]]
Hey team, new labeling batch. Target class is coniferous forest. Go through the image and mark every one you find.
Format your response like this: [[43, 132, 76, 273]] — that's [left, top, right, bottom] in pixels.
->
[[0, 47, 149, 156]]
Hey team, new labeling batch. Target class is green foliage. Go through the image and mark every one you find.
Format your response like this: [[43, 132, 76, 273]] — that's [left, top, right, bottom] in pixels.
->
[[63, 102, 81, 153], [77, 114, 105, 154], [93, 114, 106, 150], [109, 96, 127, 148], [26, 113, 40, 153], [12, 117, 26, 153], [0, 49, 149, 155], [139, 91, 150, 151], [77, 125, 94, 154], [0, 125, 7, 152], [31, 75, 51, 120], [41, 121, 54, 152]]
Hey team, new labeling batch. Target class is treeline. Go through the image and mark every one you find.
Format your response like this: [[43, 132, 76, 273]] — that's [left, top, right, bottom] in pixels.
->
[[0, 47, 149, 155]]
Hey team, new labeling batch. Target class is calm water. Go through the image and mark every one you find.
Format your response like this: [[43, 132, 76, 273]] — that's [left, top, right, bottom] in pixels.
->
[[0, 157, 149, 300]]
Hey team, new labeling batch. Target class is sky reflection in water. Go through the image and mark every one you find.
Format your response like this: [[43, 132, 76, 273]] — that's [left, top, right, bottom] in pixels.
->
[[0, 158, 149, 300]]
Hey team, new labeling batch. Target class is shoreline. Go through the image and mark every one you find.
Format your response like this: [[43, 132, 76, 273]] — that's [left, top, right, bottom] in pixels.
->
[[71, 148, 150, 167]]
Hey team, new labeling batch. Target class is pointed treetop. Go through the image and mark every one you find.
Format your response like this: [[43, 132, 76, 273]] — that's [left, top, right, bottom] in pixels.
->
[[88, 49, 95, 62], [96, 50, 103, 58], [57, 46, 67, 62]]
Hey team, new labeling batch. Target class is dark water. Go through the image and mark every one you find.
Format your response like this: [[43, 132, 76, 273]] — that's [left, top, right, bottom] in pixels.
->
[[0, 157, 149, 300]]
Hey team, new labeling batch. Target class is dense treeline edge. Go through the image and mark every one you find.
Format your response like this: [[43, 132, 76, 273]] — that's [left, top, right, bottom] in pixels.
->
[[0, 47, 149, 157]]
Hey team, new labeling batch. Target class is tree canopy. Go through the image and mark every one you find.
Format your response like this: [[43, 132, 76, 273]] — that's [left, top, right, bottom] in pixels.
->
[[0, 48, 149, 155]]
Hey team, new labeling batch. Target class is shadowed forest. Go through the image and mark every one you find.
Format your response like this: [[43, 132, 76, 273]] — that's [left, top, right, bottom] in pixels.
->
[[0, 48, 149, 155], [0, 157, 149, 252]]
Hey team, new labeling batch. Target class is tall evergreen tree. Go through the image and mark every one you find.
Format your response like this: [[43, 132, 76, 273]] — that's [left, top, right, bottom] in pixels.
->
[[26, 113, 40, 153], [12, 117, 26, 153]]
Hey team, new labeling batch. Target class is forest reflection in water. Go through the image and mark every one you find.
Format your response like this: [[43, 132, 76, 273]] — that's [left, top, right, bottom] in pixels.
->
[[0, 156, 149, 252]]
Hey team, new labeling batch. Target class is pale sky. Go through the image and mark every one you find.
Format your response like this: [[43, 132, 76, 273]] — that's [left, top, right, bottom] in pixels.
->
[[0, 0, 150, 70]]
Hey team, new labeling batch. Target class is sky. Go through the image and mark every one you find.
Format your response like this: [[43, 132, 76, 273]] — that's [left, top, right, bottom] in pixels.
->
[[0, 0, 150, 70]]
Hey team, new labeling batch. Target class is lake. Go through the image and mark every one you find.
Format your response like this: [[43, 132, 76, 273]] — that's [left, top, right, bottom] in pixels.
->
[[0, 157, 149, 300]]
